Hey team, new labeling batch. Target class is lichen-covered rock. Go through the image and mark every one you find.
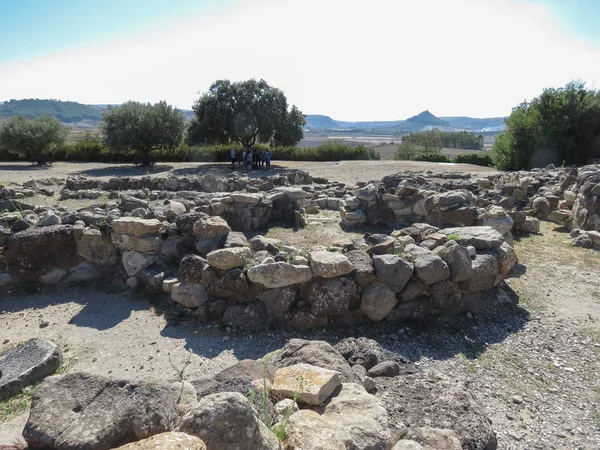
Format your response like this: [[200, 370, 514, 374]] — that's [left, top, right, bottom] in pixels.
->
[[247, 262, 312, 288], [433, 240, 473, 282], [440, 226, 504, 250], [113, 432, 206, 450], [206, 247, 251, 270], [413, 252, 450, 285], [122, 250, 158, 277], [179, 392, 279, 450], [111, 217, 163, 236], [305, 277, 359, 316], [193, 216, 231, 239], [309, 251, 355, 278], [344, 249, 375, 286]]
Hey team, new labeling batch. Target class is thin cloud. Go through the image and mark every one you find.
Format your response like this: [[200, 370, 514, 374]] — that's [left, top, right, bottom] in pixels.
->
[[1, 0, 599, 120]]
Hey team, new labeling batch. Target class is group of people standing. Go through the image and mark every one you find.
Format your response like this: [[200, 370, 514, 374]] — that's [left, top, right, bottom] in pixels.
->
[[230, 147, 271, 171]]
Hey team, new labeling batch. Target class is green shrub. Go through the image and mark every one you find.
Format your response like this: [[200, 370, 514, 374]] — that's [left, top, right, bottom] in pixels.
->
[[411, 152, 451, 163], [453, 152, 493, 167]]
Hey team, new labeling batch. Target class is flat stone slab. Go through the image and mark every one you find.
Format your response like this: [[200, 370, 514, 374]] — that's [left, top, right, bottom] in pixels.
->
[[271, 363, 341, 405], [0, 338, 62, 401]]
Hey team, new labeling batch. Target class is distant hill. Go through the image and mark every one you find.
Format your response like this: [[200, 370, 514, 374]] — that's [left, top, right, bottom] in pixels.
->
[[305, 110, 506, 133], [0, 99, 102, 123], [406, 110, 449, 127]]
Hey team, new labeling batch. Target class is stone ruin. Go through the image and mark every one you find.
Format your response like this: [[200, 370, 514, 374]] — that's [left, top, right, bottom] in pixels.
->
[[1, 164, 599, 330], [3, 164, 599, 450]]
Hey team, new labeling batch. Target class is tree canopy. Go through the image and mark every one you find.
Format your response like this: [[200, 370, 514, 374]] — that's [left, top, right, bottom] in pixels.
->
[[189, 79, 306, 148], [492, 82, 600, 170], [0, 115, 68, 164], [102, 101, 185, 163]]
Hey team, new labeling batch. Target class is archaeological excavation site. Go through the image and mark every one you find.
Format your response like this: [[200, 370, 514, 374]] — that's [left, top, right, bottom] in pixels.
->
[[1, 162, 599, 450]]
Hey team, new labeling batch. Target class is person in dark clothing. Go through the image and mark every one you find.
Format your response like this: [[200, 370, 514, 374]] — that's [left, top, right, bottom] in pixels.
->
[[265, 149, 271, 170]]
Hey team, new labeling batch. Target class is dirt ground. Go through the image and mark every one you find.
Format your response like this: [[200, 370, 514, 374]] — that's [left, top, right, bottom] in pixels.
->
[[1, 162, 599, 449], [0, 160, 496, 187]]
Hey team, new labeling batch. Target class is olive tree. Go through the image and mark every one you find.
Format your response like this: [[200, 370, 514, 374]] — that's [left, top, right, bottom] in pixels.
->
[[102, 101, 185, 164], [0, 115, 67, 164], [189, 79, 305, 148]]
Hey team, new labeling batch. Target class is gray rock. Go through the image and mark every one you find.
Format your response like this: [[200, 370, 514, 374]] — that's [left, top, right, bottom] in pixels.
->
[[373, 254, 414, 293], [171, 282, 208, 308], [179, 392, 279, 450], [344, 249, 375, 286], [413, 252, 450, 285], [360, 281, 398, 321], [260, 287, 297, 318], [458, 254, 499, 292], [367, 361, 400, 378], [178, 255, 208, 283], [195, 237, 225, 257], [221, 302, 269, 331], [392, 440, 423, 450], [153, 200, 186, 221], [0, 339, 62, 401], [38, 213, 61, 227], [224, 231, 249, 248], [532, 196, 551, 219], [440, 226, 504, 250], [120, 195, 149, 213], [433, 240, 473, 282]]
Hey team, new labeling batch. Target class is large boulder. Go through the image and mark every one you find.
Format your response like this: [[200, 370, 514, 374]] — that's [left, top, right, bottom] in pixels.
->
[[413, 252, 450, 286], [305, 277, 359, 316], [4, 225, 79, 281], [193, 216, 231, 239], [433, 241, 473, 282], [374, 372, 497, 449], [113, 432, 206, 450], [178, 254, 209, 283], [111, 217, 163, 236], [285, 410, 344, 450], [206, 247, 251, 270], [309, 251, 354, 278], [111, 233, 162, 254], [178, 392, 279, 450], [322, 383, 392, 450], [273, 339, 358, 383], [23, 372, 197, 450], [458, 254, 499, 292], [247, 262, 312, 288], [0, 339, 62, 401], [77, 229, 118, 266], [372, 254, 414, 293], [360, 281, 398, 321]]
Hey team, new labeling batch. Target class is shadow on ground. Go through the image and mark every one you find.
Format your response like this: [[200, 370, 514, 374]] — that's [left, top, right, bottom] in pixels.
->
[[157, 285, 531, 363], [0, 164, 51, 172], [74, 164, 174, 178], [170, 163, 296, 179], [1, 282, 530, 364], [1, 284, 147, 331]]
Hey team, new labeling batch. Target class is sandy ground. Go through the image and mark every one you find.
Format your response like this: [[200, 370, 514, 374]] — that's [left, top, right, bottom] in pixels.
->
[[0, 160, 496, 187]]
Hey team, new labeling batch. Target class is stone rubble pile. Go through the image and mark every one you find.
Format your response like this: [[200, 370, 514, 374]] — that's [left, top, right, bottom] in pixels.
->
[[20, 338, 497, 450], [339, 164, 600, 249]]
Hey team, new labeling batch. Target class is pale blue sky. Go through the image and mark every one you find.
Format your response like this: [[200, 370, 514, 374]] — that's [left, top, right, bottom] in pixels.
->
[[1, 0, 599, 119]]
